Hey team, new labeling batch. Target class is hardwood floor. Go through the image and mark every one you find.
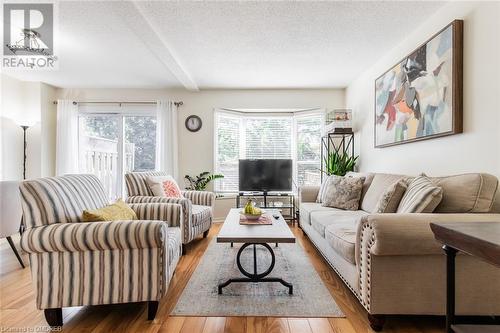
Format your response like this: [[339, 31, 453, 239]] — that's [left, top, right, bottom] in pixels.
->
[[0, 224, 446, 332]]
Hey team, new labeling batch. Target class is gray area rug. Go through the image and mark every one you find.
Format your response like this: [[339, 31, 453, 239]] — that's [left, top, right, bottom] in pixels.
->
[[172, 240, 345, 317]]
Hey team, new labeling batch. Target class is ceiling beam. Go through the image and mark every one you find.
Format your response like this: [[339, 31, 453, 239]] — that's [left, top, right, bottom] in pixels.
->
[[115, 1, 199, 91]]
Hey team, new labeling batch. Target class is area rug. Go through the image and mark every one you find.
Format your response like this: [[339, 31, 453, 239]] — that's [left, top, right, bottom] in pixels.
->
[[171, 240, 345, 317]]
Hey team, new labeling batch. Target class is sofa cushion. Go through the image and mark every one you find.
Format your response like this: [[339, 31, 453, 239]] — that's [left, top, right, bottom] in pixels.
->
[[325, 223, 357, 264], [321, 175, 364, 210], [397, 176, 443, 213], [191, 205, 212, 227], [299, 202, 337, 225], [345, 171, 375, 203], [361, 173, 407, 213], [431, 173, 499, 213], [310, 210, 368, 238]]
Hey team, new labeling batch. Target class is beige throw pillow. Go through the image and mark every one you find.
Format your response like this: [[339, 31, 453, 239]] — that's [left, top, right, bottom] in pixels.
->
[[374, 180, 407, 213], [321, 175, 364, 210], [397, 176, 443, 213]]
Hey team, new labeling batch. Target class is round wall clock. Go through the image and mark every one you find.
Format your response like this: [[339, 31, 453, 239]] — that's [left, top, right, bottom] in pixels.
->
[[185, 115, 202, 132]]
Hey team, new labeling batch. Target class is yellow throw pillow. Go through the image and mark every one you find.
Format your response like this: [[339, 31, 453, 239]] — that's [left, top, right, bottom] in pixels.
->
[[82, 199, 137, 222]]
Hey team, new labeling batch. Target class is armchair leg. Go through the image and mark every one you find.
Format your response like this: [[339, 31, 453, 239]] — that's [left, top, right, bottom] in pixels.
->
[[182, 244, 187, 255], [367, 314, 385, 331], [147, 301, 159, 320], [44, 308, 63, 327], [6, 236, 25, 268], [203, 230, 209, 238]]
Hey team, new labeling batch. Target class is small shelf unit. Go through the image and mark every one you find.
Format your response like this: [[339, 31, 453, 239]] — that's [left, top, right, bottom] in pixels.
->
[[236, 192, 296, 225]]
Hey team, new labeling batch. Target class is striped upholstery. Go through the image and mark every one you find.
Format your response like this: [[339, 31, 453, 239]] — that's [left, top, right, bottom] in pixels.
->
[[20, 174, 109, 228], [125, 172, 214, 244], [397, 176, 444, 213], [19, 175, 182, 311], [125, 171, 167, 196], [182, 190, 216, 207], [21, 220, 165, 253]]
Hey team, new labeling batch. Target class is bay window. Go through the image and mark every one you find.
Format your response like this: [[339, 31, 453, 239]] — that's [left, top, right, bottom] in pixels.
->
[[214, 109, 324, 192]]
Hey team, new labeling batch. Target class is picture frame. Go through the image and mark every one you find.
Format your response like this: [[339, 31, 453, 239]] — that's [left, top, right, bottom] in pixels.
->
[[374, 20, 463, 148]]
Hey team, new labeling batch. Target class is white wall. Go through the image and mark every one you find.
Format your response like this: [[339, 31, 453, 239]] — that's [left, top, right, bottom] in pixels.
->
[[0, 74, 58, 180], [346, 1, 500, 178], [57, 88, 345, 187]]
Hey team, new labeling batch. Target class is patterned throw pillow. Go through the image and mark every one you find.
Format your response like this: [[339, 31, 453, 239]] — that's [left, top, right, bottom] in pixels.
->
[[82, 199, 137, 221], [146, 176, 184, 198], [397, 176, 443, 213], [374, 180, 408, 213], [321, 175, 364, 210]]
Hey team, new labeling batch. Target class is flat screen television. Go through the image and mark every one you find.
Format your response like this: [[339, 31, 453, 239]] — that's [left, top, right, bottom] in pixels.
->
[[238, 159, 293, 192]]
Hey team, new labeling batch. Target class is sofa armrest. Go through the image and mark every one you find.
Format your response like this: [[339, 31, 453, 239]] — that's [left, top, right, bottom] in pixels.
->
[[181, 190, 216, 207], [356, 213, 500, 259], [299, 186, 320, 203], [129, 203, 183, 228], [21, 220, 167, 254]]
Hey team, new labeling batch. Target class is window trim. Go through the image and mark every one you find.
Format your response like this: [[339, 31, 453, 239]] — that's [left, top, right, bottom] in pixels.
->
[[214, 108, 325, 193]]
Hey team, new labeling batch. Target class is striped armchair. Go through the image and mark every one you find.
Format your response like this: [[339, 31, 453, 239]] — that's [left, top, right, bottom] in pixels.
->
[[19, 175, 182, 327], [125, 172, 215, 251]]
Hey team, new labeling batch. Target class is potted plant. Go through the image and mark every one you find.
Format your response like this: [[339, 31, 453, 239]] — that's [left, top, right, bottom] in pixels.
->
[[184, 172, 224, 191], [324, 151, 359, 176]]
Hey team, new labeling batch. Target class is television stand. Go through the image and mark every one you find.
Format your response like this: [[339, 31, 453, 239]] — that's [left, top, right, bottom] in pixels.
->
[[236, 192, 296, 225]]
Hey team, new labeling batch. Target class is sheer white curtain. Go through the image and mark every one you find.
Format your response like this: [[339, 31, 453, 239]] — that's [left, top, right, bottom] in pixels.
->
[[55, 100, 79, 176], [155, 100, 178, 179]]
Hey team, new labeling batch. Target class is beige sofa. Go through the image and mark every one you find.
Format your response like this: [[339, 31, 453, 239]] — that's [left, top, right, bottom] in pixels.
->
[[299, 172, 500, 331]]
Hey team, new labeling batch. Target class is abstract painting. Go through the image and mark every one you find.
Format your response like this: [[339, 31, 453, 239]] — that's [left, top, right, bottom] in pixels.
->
[[374, 20, 463, 147]]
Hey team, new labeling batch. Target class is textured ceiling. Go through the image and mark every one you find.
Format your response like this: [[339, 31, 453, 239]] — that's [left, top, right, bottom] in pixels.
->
[[5, 1, 445, 89]]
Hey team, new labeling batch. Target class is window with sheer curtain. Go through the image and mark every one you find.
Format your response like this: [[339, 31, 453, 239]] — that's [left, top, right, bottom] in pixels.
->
[[214, 110, 323, 192]]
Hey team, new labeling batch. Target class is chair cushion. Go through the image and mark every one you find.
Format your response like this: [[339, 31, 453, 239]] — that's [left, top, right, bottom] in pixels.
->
[[310, 210, 368, 238], [361, 173, 407, 213], [397, 176, 443, 213], [325, 223, 357, 264], [299, 203, 337, 226], [146, 175, 184, 198], [191, 205, 212, 227], [431, 173, 499, 213]]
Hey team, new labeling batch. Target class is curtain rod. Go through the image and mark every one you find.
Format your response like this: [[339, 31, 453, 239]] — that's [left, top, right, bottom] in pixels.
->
[[52, 101, 184, 106]]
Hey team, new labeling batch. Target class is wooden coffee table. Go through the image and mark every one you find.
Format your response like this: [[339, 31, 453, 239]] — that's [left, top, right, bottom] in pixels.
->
[[216, 208, 296, 294]]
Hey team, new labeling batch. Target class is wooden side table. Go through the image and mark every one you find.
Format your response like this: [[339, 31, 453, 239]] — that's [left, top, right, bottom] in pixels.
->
[[430, 222, 500, 333]]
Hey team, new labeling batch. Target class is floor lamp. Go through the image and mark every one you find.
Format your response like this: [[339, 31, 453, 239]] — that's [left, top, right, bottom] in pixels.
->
[[21, 125, 29, 180]]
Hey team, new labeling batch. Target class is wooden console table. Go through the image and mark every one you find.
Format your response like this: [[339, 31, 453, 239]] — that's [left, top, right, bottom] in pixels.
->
[[430, 222, 500, 333]]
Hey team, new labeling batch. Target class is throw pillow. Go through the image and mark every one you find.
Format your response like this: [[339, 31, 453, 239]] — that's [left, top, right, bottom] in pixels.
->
[[374, 180, 407, 213], [321, 175, 364, 210], [397, 176, 443, 213], [82, 199, 137, 222], [316, 176, 332, 203], [146, 175, 184, 198]]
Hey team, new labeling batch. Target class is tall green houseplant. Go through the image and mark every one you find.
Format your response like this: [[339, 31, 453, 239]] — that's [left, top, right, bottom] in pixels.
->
[[324, 151, 359, 176]]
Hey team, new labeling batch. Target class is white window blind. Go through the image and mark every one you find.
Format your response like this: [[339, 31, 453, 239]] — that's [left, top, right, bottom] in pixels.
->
[[215, 110, 323, 192], [215, 113, 240, 192], [245, 118, 292, 159]]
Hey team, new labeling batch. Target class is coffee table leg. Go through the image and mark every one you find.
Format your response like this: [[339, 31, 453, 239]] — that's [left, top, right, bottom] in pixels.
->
[[443, 245, 458, 333], [218, 243, 293, 295]]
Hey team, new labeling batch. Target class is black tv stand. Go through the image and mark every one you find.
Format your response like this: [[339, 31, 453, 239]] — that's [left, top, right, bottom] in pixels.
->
[[236, 192, 296, 225]]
